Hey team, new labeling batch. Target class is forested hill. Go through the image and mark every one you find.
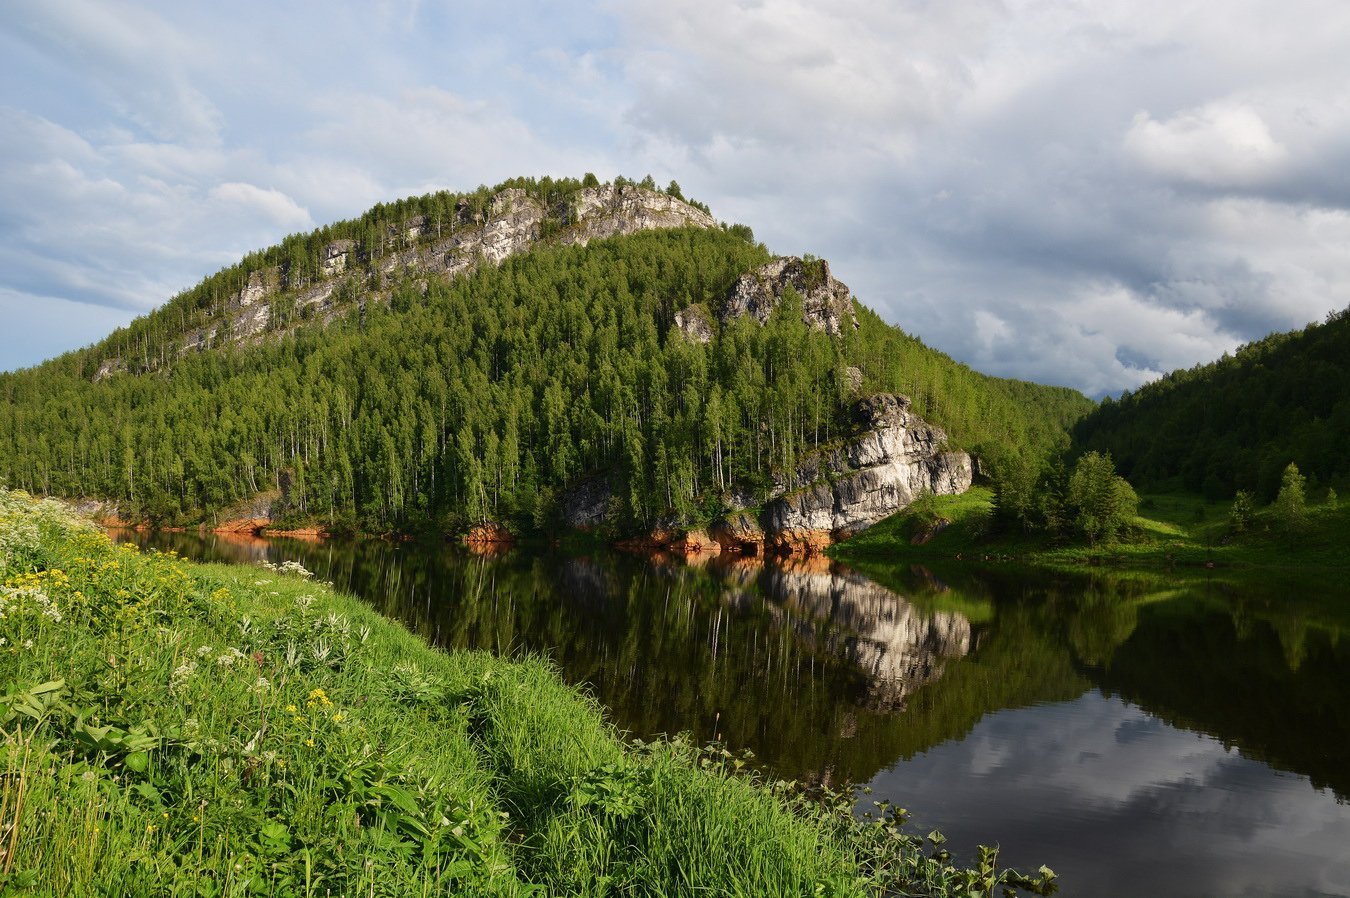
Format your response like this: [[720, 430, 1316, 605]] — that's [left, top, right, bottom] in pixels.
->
[[1073, 308, 1350, 499], [0, 175, 1092, 534]]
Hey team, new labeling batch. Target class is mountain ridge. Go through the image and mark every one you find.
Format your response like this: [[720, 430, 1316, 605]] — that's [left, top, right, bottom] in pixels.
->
[[0, 176, 1094, 549], [88, 178, 720, 380]]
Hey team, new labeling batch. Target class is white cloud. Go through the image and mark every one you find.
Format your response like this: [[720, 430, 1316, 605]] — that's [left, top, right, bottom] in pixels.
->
[[1125, 102, 1288, 187], [207, 182, 312, 230]]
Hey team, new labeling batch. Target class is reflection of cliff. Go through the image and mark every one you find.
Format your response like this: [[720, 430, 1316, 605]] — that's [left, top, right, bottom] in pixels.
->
[[759, 565, 972, 711]]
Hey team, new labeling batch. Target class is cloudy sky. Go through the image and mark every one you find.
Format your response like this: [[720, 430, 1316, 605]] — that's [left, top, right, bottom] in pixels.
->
[[4, 0, 1350, 395]]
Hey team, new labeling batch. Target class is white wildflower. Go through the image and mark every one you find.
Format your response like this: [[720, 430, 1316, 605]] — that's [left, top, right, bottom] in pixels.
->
[[295, 594, 315, 610], [196, 644, 214, 658], [215, 647, 246, 668], [170, 660, 198, 692], [279, 560, 312, 578]]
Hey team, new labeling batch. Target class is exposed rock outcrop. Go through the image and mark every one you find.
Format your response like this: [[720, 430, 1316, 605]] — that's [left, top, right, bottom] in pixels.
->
[[571, 393, 971, 559], [463, 522, 514, 555], [762, 394, 972, 556], [564, 184, 717, 243], [562, 477, 615, 530], [710, 511, 765, 555], [673, 305, 715, 344], [234, 268, 279, 308], [616, 528, 721, 558], [67, 498, 135, 527], [321, 240, 355, 276], [213, 517, 270, 534], [92, 359, 125, 382], [722, 257, 857, 335], [113, 184, 718, 373]]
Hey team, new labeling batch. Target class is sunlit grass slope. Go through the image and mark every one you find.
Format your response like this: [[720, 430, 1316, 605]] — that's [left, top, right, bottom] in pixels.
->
[[832, 485, 1350, 588], [0, 489, 1055, 897]]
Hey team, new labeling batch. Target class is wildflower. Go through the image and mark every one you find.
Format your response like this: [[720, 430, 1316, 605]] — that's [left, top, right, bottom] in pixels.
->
[[332, 712, 344, 723], [280, 560, 313, 578], [285, 704, 298, 714], [295, 594, 315, 610], [170, 660, 198, 692], [215, 647, 246, 668], [305, 738, 315, 748], [307, 687, 332, 708]]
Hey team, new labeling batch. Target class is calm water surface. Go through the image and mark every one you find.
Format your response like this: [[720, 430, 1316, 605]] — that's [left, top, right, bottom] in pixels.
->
[[111, 530, 1350, 897]]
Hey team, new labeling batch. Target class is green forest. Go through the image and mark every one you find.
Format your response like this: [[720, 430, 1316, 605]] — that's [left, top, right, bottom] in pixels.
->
[[1073, 308, 1350, 500], [0, 179, 1091, 535]]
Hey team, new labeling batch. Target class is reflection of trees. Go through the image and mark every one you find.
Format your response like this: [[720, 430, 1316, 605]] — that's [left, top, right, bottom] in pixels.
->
[[109, 531, 1350, 799], [1095, 598, 1350, 799]]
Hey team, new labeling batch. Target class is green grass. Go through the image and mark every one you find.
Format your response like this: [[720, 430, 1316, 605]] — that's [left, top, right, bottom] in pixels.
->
[[0, 489, 1056, 897], [831, 486, 1350, 592]]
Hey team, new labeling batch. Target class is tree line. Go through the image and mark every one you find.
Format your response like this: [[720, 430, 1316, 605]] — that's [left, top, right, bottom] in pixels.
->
[[1, 223, 1092, 535], [1072, 307, 1350, 501]]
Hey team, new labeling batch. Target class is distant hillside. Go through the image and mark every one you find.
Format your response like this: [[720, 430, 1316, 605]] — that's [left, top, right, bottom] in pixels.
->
[[0, 176, 1092, 534], [1073, 308, 1350, 499]]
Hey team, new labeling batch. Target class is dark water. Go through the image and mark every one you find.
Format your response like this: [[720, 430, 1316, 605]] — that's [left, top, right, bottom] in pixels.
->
[[111, 530, 1350, 897]]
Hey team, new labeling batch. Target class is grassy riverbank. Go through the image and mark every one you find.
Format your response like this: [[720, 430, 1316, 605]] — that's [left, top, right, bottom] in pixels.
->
[[0, 489, 1055, 897], [832, 486, 1350, 586]]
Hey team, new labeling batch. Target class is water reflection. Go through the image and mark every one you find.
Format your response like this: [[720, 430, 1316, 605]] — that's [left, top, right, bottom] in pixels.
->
[[759, 564, 972, 712], [110, 530, 1350, 897], [870, 694, 1350, 897]]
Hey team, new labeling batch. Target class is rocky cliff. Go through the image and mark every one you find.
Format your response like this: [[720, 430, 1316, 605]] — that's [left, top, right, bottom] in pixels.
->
[[670, 255, 860, 346], [566, 392, 973, 557], [98, 184, 718, 370], [759, 394, 972, 555], [722, 256, 857, 336]]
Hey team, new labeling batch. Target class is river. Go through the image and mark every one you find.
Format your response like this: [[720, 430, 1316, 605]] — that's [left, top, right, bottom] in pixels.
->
[[108, 529, 1350, 897]]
